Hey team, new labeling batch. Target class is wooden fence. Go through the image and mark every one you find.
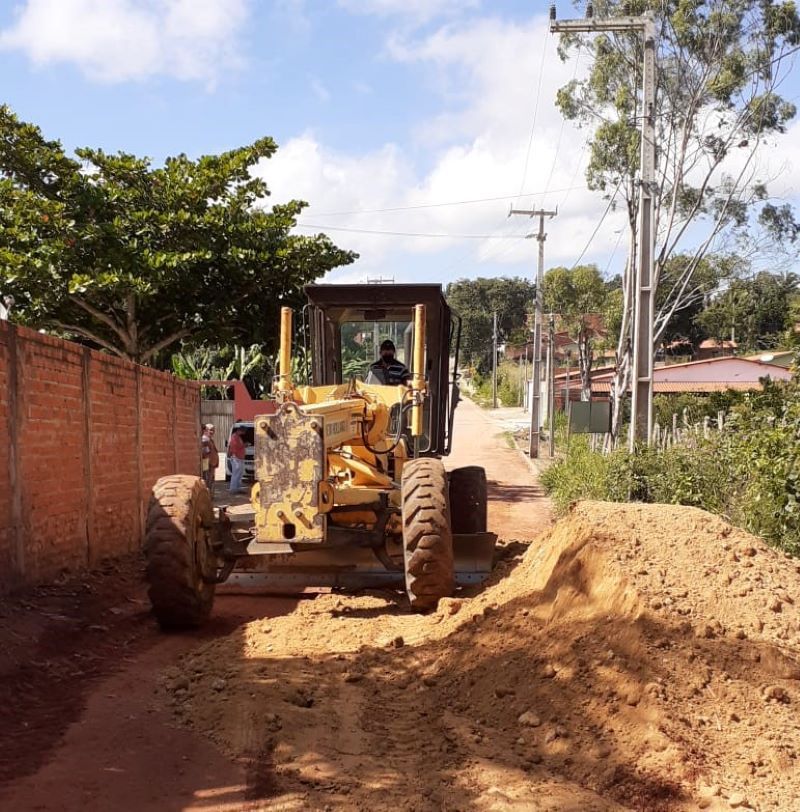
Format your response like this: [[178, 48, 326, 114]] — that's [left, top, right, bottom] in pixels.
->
[[200, 399, 235, 449]]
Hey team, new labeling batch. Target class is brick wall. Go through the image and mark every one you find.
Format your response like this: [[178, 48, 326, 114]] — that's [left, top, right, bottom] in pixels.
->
[[0, 322, 201, 593], [0, 332, 11, 584]]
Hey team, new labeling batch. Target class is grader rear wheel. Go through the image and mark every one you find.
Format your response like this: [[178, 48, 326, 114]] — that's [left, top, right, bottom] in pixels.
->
[[144, 475, 217, 630], [401, 458, 454, 610], [449, 466, 488, 534]]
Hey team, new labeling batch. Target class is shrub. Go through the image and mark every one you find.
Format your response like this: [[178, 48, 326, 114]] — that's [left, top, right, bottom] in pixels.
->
[[541, 382, 800, 556], [540, 437, 614, 512], [471, 360, 524, 408], [652, 391, 745, 429]]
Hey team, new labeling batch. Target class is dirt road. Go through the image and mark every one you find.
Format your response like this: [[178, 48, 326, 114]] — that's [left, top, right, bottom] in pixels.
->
[[4, 399, 800, 810], [0, 397, 551, 811]]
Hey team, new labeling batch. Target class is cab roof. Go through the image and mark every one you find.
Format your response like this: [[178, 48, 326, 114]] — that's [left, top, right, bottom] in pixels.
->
[[304, 283, 448, 322]]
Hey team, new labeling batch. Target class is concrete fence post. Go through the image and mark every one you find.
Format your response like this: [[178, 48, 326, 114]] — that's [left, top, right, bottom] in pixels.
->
[[80, 348, 96, 567], [8, 326, 24, 585]]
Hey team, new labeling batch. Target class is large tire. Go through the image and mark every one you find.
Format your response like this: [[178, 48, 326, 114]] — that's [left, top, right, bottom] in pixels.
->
[[449, 466, 488, 534], [144, 475, 217, 630], [401, 458, 454, 610]]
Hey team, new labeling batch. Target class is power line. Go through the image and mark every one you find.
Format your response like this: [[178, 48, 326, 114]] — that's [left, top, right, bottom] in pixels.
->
[[570, 177, 624, 269], [436, 213, 532, 278], [543, 43, 583, 206], [604, 227, 626, 276], [517, 24, 552, 200], [306, 184, 587, 217], [294, 223, 532, 239]]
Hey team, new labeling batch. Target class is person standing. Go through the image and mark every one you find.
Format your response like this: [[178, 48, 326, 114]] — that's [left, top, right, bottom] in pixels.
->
[[201, 424, 219, 496], [228, 426, 247, 494]]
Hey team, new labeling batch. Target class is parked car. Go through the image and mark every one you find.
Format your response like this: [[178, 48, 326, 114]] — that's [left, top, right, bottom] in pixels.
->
[[225, 421, 255, 480]]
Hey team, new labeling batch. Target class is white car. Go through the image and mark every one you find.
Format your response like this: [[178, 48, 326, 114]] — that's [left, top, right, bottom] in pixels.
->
[[224, 421, 255, 481]]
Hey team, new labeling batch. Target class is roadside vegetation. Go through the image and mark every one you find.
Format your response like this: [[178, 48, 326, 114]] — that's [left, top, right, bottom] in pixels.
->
[[541, 374, 800, 556], [467, 360, 526, 408]]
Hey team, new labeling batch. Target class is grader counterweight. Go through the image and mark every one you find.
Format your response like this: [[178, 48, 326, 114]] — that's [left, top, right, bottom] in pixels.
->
[[144, 284, 496, 629]]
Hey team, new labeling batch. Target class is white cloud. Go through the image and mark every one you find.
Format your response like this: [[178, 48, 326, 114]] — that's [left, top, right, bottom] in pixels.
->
[[262, 13, 629, 282], [0, 0, 249, 85], [338, 0, 479, 23], [310, 76, 331, 103], [261, 133, 414, 270]]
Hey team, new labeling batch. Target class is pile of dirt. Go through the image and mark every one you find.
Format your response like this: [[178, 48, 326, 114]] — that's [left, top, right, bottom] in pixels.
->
[[161, 502, 800, 810]]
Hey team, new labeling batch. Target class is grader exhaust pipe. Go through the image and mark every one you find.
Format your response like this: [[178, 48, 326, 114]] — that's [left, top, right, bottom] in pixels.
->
[[277, 305, 293, 395]]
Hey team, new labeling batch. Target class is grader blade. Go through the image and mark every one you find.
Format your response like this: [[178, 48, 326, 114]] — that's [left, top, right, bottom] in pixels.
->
[[217, 532, 497, 595]]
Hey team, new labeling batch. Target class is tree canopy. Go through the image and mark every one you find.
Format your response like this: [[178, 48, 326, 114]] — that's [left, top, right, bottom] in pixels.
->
[[445, 277, 535, 371], [696, 271, 799, 350], [543, 264, 615, 396], [0, 106, 356, 364]]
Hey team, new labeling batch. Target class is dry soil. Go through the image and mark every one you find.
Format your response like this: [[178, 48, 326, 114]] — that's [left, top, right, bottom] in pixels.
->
[[2, 400, 800, 811], [164, 501, 800, 811]]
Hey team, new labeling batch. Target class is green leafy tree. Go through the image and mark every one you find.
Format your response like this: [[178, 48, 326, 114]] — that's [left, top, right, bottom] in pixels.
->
[[172, 343, 272, 397], [445, 277, 535, 372], [542, 264, 609, 398], [784, 292, 800, 347], [556, 0, 800, 440], [0, 106, 356, 364], [696, 271, 798, 350], [658, 253, 740, 347]]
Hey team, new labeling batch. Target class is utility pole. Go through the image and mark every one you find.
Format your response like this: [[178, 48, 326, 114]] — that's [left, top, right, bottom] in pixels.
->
[[509, 207, 557, 457], [543, 326, 550, 428], [522, 342, 529, 411], [565, 350, 572, 412], [548, 313, 556, 458], [550, 3, 656, 450], [492, 311, 498, 409]]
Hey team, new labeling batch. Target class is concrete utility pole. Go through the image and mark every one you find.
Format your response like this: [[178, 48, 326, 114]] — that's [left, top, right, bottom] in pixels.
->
[[523, 342, 529, 411], [564, 349, 572, 410], [548, 313, 556, 458], [550, 3, 657, 450], [509, 207, 557, 457], [492, 311, 498, 409]]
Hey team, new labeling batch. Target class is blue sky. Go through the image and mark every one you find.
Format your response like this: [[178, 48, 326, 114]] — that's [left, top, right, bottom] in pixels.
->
[[3, 0, 800, 284]]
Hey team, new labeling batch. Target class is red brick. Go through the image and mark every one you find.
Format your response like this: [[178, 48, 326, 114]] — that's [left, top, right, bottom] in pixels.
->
[[0, 323, 200, 592]]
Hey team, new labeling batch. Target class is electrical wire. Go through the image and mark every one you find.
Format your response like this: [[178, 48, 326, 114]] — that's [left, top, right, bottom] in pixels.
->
[[516, 24, 552, 200], [570, 177, 624, 269], [542, 43, 583, 207], [306, 185, 587, 217], [294, 223, 531, 239], [435, 213, 531, 278]]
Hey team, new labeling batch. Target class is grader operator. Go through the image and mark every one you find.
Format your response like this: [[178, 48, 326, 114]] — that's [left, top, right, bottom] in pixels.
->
[[144, 284, 496, 629]]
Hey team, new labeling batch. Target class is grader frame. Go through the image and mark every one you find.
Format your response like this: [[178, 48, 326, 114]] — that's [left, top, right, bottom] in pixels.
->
[[144, 284, 496, 629]]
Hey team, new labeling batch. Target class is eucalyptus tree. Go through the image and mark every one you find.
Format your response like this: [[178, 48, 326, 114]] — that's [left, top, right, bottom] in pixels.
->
[[556, 0, 800, 439]]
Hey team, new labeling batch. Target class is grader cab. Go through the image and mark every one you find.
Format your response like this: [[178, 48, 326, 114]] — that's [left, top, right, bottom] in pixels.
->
[[144, 284, 496, 629]]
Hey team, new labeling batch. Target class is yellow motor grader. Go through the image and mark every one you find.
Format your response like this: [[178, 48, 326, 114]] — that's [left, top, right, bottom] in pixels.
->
[[144, 284, 496, 629]]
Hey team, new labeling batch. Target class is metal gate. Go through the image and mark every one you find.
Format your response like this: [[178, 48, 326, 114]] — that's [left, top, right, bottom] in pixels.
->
[[201, 399, 235, 448]]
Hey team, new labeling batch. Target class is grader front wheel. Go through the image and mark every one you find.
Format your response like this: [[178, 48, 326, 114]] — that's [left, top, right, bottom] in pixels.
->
[[401, 458, 455, 610], [144, 475, 217, 630]]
